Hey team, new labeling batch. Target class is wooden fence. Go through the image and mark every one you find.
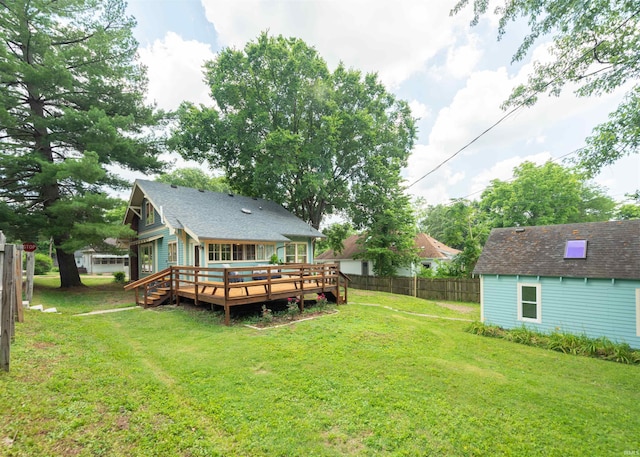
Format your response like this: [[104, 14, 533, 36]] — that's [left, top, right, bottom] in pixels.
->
[[1, 232, 30, 372], [347, 274, 480, 303]]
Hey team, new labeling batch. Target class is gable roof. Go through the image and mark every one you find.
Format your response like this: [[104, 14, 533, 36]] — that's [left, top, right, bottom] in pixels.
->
[[315, 233, 460, 261], [473, 220, 640, 280], [124, 180, 323, 242]]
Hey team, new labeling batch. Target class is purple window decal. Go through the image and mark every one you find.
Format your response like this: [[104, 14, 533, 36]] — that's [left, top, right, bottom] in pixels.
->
[[564, 240, 587, 259]]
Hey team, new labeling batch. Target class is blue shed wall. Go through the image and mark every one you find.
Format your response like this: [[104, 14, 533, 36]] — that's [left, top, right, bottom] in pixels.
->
[[481, 275, 640, 348]]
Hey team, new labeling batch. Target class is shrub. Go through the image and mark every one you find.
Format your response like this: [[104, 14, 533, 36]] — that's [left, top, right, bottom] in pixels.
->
[[113, 271, 126, 283], [469, 322, 640, 365], [286, 297, 300, 316], [33, 253, 53, 275]]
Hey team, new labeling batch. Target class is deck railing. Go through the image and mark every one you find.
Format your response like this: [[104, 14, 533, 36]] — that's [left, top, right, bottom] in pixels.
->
[[125, 263, 346, 324]]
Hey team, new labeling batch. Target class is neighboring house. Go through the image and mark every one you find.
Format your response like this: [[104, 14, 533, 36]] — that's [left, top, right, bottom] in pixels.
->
[[315, 233, 460, 277], [474, 220, 640, 348], [123, 180, 324, 281], [74, 238, 129, 276]]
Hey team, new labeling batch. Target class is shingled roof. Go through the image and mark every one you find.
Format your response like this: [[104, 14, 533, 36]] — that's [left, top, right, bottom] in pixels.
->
[[124, 180, 323, 242], [473, 220, 640, 280], [315, 233, 459, 260]]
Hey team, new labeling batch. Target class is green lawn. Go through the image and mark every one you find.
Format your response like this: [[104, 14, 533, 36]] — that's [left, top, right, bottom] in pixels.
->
[[1, 277, 639, 456]]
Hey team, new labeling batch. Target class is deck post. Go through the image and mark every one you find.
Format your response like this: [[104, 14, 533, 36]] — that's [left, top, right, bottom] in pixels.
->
[[224, 304, 230, 326], [194, 268, 199, 306]]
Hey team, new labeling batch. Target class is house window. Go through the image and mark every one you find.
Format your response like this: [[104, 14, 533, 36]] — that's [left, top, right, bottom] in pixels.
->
[[141, 243, 154, 273], [145, 201, 155, 226], [208, 243, 275, 262], [168, 242, 177, 263], [232, 244, 244, 261], [208, 243, 232, 262], [517, 282, 541, 323], [285, 243, 308, 263]]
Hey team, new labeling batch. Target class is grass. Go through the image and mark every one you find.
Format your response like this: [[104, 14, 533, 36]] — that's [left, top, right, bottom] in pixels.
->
[[1, 278, 639, 456]]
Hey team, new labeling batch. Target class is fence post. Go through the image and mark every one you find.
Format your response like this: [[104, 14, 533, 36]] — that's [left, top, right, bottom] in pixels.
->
[[15, 246, 23, 323], [1, 244, 16, 372], [25, 251, 35, 304]]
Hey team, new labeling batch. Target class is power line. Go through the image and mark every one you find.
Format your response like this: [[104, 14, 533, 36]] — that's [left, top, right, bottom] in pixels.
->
[[407, 7, 640, 190]]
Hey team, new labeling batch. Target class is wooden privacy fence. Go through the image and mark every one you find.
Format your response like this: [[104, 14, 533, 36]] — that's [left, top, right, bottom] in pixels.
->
[[347, 275, 480, 303]]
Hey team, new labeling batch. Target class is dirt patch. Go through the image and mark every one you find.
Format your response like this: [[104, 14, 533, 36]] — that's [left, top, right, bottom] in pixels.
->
[[435, 302, 477, 314]]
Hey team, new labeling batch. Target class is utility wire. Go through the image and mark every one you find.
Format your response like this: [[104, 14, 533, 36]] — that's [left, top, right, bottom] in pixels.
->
[[407, 7, 640, 190]]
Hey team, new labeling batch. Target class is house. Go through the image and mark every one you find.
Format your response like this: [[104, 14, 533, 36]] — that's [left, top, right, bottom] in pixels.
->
[[315, 233, 460, 277], [473, 220, 640, 348], [74, 238, 129, 276], [123, 180, 324, 281]]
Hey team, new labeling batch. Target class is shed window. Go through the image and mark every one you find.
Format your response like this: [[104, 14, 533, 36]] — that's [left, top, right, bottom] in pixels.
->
[[517, 283, 541, 323]]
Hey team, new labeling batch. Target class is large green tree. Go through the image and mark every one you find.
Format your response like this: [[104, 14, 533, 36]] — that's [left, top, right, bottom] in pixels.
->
[[170, 32, 416, 232], [452, 1, 640, 176], [0, 0, 163, 287], [479, 161, 615, 227]]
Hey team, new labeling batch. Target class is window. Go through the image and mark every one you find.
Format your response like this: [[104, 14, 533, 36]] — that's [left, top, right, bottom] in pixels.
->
[[141, 244, 154, 273], [168, 242, 177, 263], [208, 243, 275, 262], [232, 244, 244, 261], [564, 239, 587, 259], [285, 243, 308, 263], [517, 283, 541, 323], [145, 201, 155, 226]]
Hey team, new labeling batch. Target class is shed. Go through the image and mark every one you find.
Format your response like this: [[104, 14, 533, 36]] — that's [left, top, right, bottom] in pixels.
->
[[474, 220, 640, 347]]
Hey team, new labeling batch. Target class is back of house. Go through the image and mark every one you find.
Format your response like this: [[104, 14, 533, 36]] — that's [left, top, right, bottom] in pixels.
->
[[123, 180, 324, 281]]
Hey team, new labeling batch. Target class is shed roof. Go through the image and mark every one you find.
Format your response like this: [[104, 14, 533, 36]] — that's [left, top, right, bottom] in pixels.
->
[[315, 233, 459, 261], [124, 180, 323, 242], [473, 220, 640, 280]]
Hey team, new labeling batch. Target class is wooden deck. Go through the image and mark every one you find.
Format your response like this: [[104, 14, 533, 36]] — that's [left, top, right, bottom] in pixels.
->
[[125, 263, 348, 325]]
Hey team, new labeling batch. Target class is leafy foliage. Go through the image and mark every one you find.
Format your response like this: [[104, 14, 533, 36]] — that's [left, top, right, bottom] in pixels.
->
[[0, 0, 163, 286], [451, 0, 640, 177], [156, 168, 230, 193], [479, 161, 615, 227], [33, 253, 53, 275], [170, 32, 416, 232], [315, 222, 354, 256]]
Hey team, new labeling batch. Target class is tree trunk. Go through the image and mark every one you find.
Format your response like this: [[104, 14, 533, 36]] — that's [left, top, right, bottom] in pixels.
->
[[56, 247, 82, 288]]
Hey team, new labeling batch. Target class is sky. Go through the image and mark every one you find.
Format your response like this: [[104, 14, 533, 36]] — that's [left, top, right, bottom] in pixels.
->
[[125, 0, 639, 209]]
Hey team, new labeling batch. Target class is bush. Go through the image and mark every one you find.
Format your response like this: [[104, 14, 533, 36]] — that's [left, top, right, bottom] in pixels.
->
[[33, 253, 53, 275], [113, 271, 126, 283]]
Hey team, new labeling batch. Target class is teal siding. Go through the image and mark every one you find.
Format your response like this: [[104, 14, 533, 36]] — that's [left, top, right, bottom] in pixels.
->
[[481, 275, 640, 348]]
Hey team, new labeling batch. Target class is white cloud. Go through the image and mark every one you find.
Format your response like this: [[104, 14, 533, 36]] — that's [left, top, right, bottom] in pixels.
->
[[443, 33, 483, 79], [409, 99, 430, 120], [200, 0, 474, 88], [138, 32, 216, 110]]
